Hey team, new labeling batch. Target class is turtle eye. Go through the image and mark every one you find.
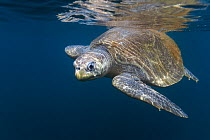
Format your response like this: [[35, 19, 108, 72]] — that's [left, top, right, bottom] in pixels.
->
[[87, 62, 95, 71]]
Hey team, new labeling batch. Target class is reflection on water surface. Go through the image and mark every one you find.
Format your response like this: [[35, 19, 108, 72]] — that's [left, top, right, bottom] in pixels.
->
[[58, 0, 210, 31]]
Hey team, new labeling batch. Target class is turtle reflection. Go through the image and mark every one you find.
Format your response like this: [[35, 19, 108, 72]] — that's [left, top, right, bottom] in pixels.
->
[[58, 0, 208, 31]]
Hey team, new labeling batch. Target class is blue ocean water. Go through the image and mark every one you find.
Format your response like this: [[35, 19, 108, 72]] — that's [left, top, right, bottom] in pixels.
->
[[0, 0, 210, 140]]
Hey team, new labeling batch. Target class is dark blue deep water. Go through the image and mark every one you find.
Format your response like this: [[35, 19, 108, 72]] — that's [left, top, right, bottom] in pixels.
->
[[0, 0, 210, 140]]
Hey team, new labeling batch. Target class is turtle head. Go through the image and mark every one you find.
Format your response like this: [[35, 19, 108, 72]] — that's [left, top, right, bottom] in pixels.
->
[[73, 50, 112, 81]]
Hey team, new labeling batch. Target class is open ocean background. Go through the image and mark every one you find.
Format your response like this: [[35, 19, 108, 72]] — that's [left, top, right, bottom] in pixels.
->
[[0, 0, 210, 140]]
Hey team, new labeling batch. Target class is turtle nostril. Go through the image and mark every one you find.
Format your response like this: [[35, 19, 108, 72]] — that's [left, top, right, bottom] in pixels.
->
[[76, 67, 80, 70]]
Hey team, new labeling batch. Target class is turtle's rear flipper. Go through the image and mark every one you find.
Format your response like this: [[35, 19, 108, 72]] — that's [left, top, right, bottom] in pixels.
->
[[112, 73, 188, 118], [184, 67, 199, 82]]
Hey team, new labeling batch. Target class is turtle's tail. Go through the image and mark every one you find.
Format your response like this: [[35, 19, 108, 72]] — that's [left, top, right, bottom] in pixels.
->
[[184, 67, 199, 82]]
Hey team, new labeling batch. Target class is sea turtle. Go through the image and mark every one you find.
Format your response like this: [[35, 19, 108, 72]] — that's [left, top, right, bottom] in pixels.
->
[[65, 27, 198, 118]]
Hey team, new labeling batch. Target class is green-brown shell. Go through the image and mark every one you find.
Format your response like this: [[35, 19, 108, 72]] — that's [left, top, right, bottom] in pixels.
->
[[90, 27, 184, 87]]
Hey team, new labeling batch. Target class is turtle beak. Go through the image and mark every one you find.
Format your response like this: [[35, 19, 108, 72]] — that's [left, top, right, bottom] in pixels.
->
[[75, 68, 92, 81]]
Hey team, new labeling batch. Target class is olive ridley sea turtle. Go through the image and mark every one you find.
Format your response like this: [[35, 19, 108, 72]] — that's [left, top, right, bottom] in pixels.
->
[[65, 27, 198, 118]]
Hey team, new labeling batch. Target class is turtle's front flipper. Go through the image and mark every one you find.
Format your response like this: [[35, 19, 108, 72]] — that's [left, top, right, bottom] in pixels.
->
[[65, 45, 90, 59], [112, 73, 188, 118], [184, 67, 199, 82]]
